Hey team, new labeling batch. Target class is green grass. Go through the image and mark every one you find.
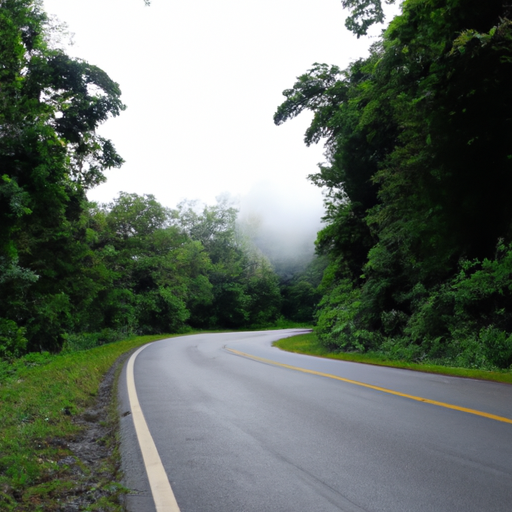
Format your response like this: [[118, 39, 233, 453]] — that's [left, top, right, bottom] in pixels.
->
[[0, 333, 178, 511], [273, 332, 512, 385]]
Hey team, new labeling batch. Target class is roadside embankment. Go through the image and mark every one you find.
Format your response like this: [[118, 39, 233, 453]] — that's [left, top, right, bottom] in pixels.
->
[[0, 334, 175, 511], [274, 332, 512, 384]]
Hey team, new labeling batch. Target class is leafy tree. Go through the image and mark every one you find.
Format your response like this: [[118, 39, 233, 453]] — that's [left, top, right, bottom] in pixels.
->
[[276, 0, 512, 366], [0, 0, 288, 356], [171, 198, 248, 327], [0, 0, 124, 351], [342, 0, 397, 37], [172, 198, 282, 328], [245, 257, 282, 326], [281, 256, 326, 323], [94, 193, 213, 334]]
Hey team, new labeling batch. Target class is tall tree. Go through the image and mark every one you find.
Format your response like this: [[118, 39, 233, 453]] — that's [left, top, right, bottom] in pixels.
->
[[0, 0, 124, 351], [276, 0, 512, 364], [94, 193, 213, 334], [172, 198, 282, 328]]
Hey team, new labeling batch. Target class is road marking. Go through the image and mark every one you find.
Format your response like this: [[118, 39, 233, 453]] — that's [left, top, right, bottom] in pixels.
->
[[226, 348, 512, 425], [126, 344, 181, 512]]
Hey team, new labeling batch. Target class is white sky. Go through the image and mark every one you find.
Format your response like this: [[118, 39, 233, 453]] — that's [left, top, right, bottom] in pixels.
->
[[43, 0, 397, 218]]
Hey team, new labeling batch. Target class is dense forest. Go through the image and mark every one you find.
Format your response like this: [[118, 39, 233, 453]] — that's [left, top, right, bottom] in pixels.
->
[[276, 0, 512, 369], [0, 0, 321, 359], [2, 0, 512, 372]]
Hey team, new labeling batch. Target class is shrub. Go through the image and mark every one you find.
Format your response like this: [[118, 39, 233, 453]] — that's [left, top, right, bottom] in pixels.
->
[[0, 318, 28, 361]]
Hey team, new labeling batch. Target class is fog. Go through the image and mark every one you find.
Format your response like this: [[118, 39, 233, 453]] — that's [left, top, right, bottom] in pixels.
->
[[237, 181, 325, 278], [40, 0, 399, 280]]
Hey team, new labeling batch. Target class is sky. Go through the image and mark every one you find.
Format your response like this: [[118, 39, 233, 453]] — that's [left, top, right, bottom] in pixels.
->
[[42, 0, 398, 246]]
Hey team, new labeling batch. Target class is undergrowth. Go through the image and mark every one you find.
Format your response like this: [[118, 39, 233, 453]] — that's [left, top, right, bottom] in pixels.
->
[[274, 332, 512, 384]]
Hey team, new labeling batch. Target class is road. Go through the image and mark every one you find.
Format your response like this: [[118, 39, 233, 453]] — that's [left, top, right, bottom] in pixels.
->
[[117, 330, 512, 512]]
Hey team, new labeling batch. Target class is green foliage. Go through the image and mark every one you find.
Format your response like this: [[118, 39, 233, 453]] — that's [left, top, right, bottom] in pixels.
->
[[171, 197, 283, 329], [61, 329, 129, 353], [342, 0, 397, 37], [476, 327, 512, 369], [0, 334, 174, 510], [280, 256, 326, 323], [0, 181, 290, 355], [0, 1, 319, 356], [0, 0, 124, 354], [315, 279, 376, 352], [246, 260, 282, 326], [276, 0, 512, 369], [281, 280, 319, 323], [136, 287, 190, 334], [274, 332, 512, 383], [0, 318, 28, 360]]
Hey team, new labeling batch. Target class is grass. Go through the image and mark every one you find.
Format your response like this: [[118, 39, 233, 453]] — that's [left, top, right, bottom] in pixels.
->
[[0, 325, 312, 510], [0, 333, 178, 511], [273, 332, 512, 385]]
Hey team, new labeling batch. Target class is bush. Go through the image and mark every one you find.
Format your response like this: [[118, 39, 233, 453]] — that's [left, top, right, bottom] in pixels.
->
[[315, 280, 379, 352], [61, 329, 132, 353], [0, 318, 28, 361], [479, 326, 512, 369]]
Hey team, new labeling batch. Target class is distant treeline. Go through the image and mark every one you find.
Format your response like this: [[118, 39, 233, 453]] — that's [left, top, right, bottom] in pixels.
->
[[0, 185, 322, 357], [275, 0, 512, 369], [0, 180, 319, 358]]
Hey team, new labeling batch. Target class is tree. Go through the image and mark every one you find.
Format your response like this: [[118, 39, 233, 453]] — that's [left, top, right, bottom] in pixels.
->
[[341, 0, 397, 37], [172, 198, 283, 328], [0, 0, 124, 351], [94, 193, 213, 334], [276, 0, 512, 365], [280, 256, 326, 323]]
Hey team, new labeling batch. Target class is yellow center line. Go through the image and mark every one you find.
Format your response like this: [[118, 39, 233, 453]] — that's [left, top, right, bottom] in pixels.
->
[[226, 347, 512, 425]]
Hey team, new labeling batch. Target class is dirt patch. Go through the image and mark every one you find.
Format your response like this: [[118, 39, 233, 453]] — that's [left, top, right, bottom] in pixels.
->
[[52, 351, 132, 511]]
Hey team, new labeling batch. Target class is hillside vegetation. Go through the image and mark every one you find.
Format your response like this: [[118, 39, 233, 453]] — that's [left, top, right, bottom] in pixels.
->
[[275, 0, 512, 371]]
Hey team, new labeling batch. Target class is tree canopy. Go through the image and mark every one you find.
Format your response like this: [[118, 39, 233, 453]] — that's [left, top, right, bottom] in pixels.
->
[[0, 0, 124, 353], [276, 0, 512, 368], [341, 0, 397, 37]]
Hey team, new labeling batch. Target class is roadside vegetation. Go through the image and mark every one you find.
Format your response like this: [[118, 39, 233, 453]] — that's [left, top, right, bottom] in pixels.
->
[[0, 334, 176, 511], [274, 333, 512, 385], [0, 1, 322, 362], [275, 0, 512, 372], [2, 0, 512, 507]]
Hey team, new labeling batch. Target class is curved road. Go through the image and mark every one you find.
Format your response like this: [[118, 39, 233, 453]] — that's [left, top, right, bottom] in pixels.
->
[[118, 330, 512, 512]]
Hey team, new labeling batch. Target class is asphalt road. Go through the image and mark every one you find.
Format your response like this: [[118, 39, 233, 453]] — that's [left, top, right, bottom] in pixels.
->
[[118, 330, 512, 512]]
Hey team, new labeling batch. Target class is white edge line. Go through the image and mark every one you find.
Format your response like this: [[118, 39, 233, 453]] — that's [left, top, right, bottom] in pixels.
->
[[126, 344, 181, 512]]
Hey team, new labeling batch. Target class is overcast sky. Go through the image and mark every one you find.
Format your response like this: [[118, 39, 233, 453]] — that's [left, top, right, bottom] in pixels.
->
[[43, 0, 397, 223]]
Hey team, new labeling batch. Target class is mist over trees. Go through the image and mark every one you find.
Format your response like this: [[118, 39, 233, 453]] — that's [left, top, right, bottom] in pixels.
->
[[276, 0, 512, 369], [0, 1, 317, 359], [236, 182, 323, 279], [235, 183, 326, 324]]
